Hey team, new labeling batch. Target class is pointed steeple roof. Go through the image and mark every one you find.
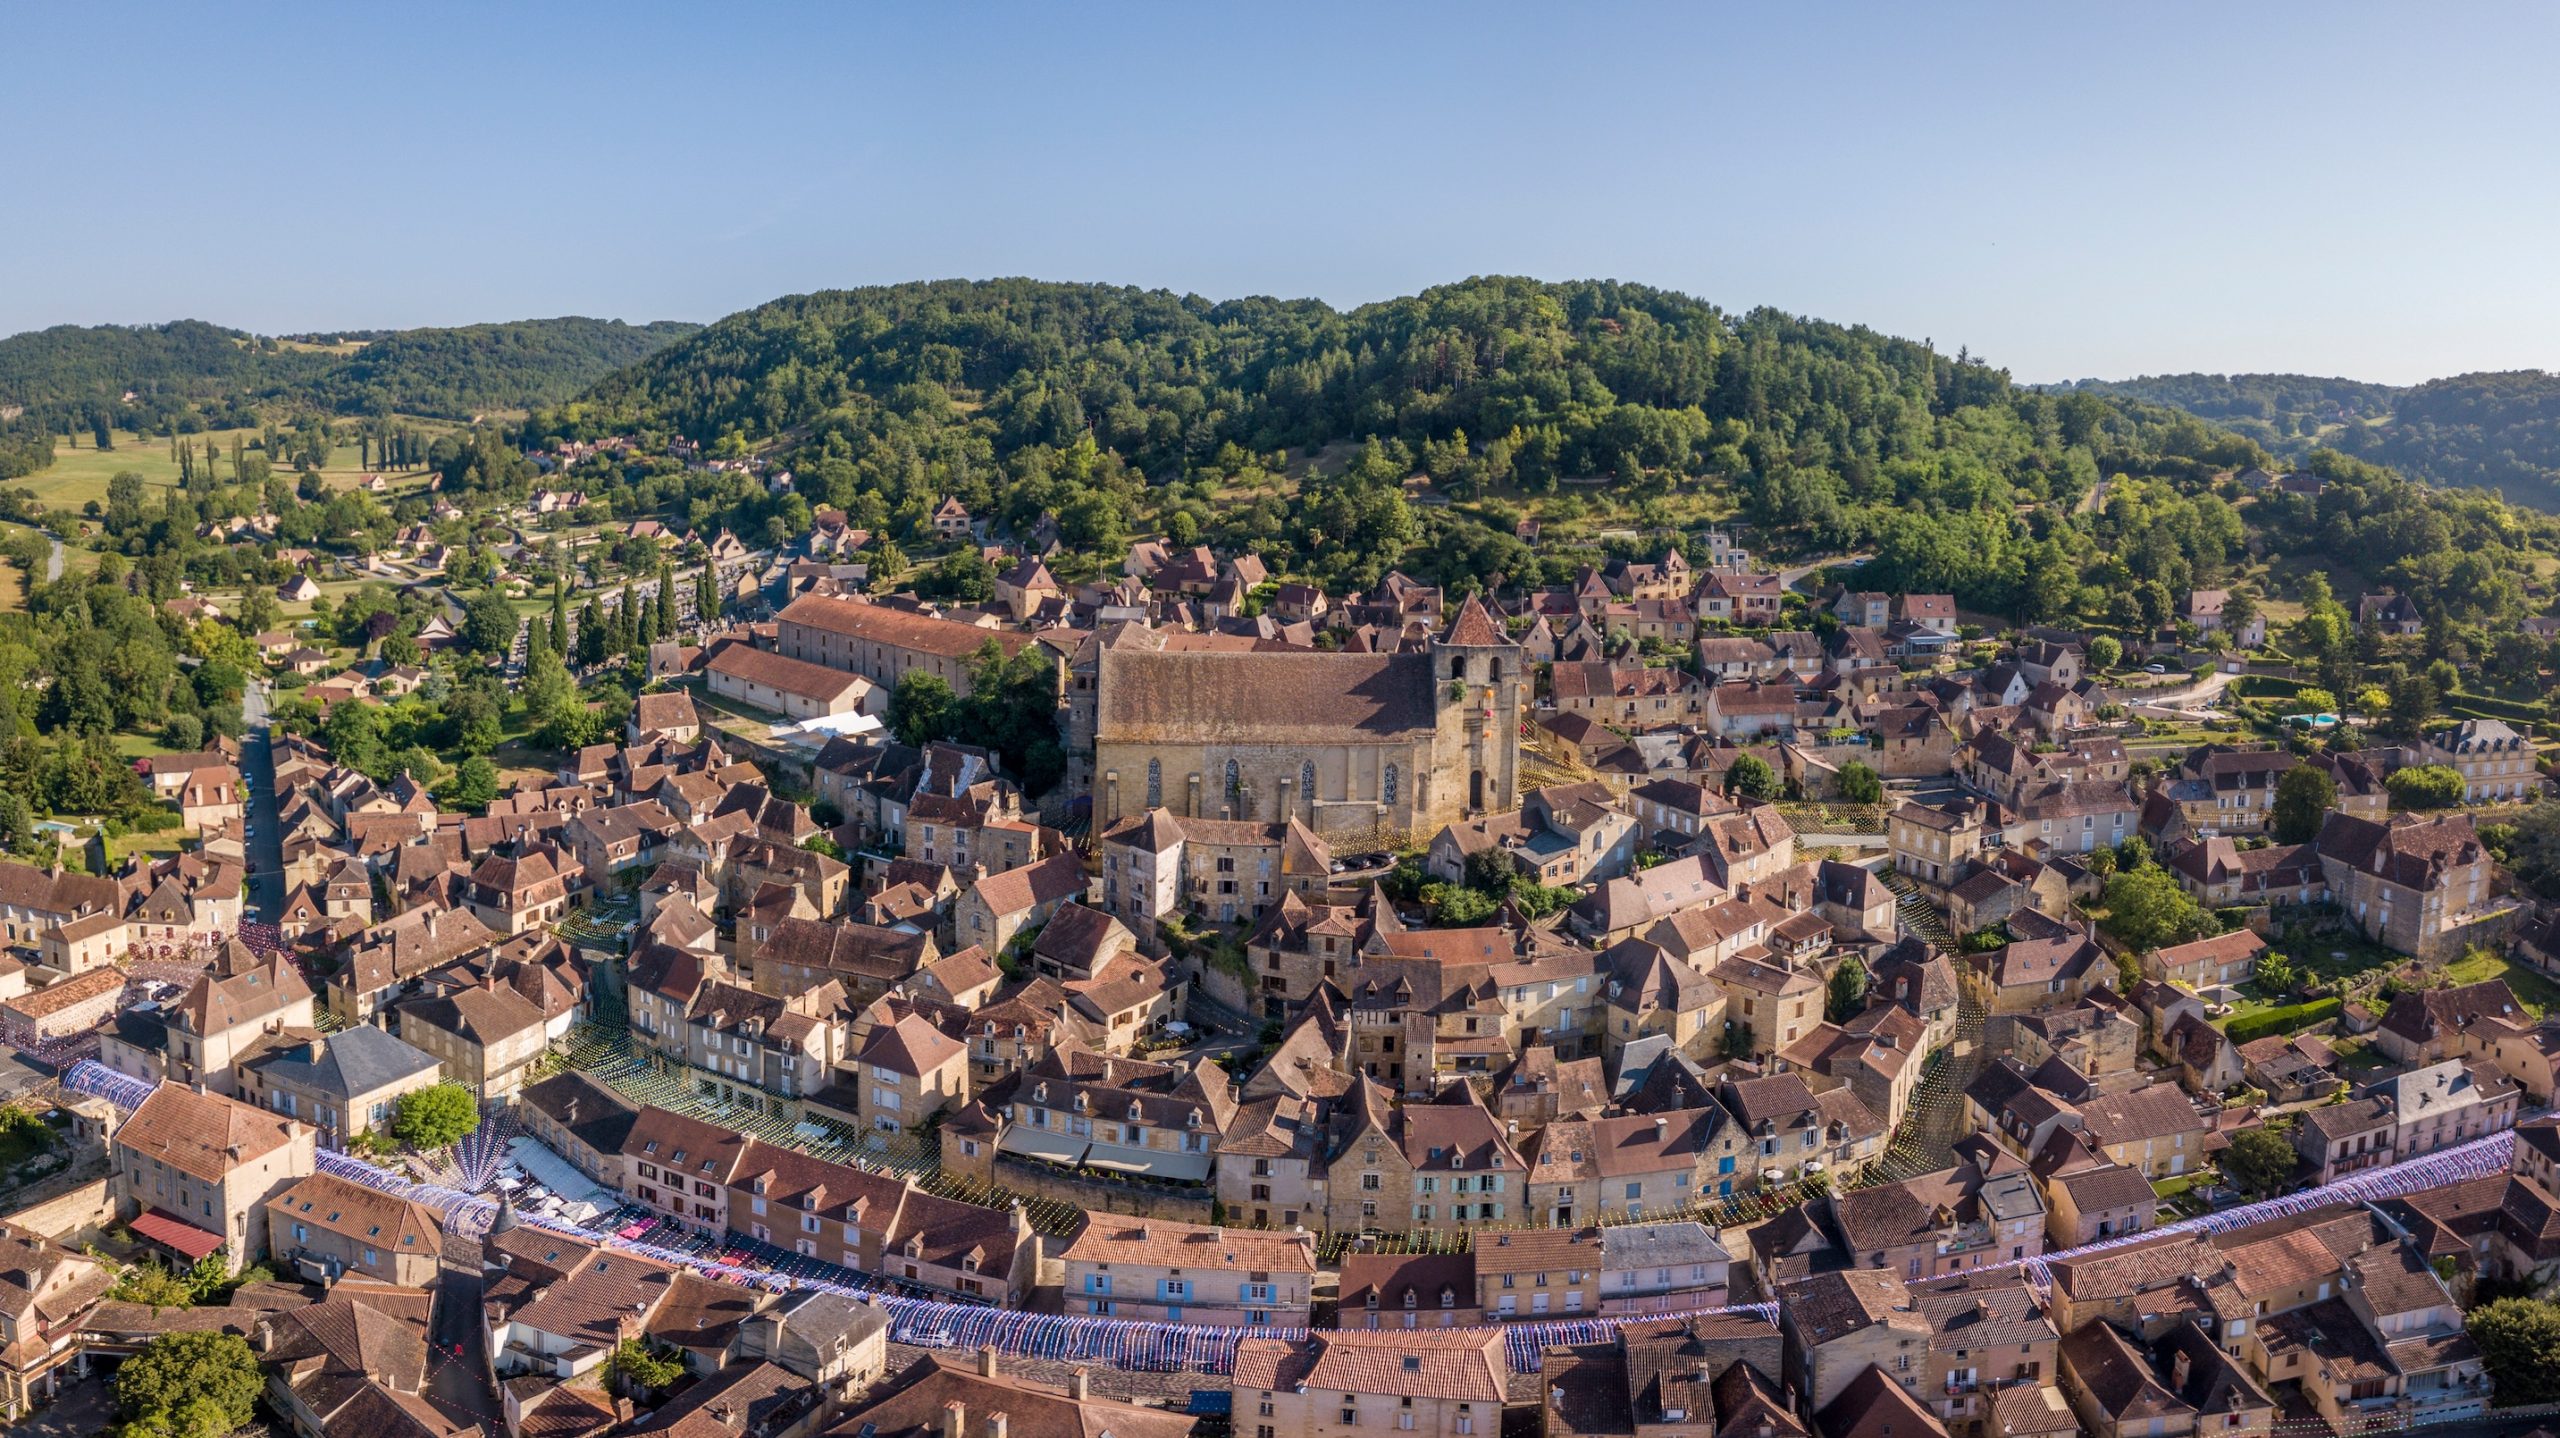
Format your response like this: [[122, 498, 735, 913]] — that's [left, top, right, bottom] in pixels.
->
[[1443, 594, 1508, 648]]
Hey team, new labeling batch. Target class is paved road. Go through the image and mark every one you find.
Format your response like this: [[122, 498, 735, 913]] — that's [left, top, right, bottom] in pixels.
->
[[239, 681, 286, 925], [425, 1225, 502, 1436], [1776, 550, 1872, 592], [43, 537, 61, 582], [0, 1370, 114, 1438]]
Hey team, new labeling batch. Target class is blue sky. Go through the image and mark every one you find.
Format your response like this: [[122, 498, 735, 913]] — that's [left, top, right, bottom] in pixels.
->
[[4, 2, 2555, 384]]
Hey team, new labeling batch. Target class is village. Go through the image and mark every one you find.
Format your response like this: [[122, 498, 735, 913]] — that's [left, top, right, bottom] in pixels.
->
[[0, 446, 2549, 1438]]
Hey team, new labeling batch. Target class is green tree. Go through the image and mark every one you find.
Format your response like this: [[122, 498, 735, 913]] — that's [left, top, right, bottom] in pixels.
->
[[2468, 1297, 2560, 1407], [1725, 752, 1779, 801], [887, 671, 958, 745], [0, 791, 31, 855], [2085, 634, 2122, 670], [604, 1336, 685, 1397], [115, 1331, 263, 1434], [2386, 763, 2467, 810], [2099, 866, 2213, 951], [1719, 1021, 1755, 1060], [2220, 1126, 2299, 1197], [1826, 955, 1869, 1023], [2287, 687, 2338, 717], [2388, 671, 2438, 741], [106, 1257, 198, 1309], [1835, 761, 1882, 805], [390, 1082, 480, 1149], [461, 588, 519, 656], [2271, 765, 2337, 844], [440, 755, 501, 810]]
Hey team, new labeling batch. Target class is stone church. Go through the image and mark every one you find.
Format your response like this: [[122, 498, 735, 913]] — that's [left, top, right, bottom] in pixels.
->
[[1092, 598, 1522, 845]]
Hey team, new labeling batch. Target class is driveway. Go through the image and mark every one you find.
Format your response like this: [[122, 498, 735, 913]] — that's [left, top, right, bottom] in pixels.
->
[[239, 681, 287, 926]]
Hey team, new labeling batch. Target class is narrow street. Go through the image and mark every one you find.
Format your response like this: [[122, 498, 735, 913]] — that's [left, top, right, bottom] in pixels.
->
[[239, 680, 286, 926], [425, 1222, 502, 1436]]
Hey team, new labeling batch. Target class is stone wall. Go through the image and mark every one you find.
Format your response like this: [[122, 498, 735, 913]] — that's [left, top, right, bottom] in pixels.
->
[[4, 1173, 113, 1241]]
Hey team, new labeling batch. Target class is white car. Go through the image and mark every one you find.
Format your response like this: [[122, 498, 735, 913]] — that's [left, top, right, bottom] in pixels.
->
[[2143, 663, 2168, 674]]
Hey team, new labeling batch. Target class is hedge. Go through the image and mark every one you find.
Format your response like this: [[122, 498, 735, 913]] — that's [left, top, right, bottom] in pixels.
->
[[2224, 996, 2343, 1046], [2230, 675, 2309, 699], [2444, 690, 2548, 726]]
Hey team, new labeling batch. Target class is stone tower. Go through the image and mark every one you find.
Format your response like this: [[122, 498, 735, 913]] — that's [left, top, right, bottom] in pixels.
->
[[1430, 595, 1523, 816]]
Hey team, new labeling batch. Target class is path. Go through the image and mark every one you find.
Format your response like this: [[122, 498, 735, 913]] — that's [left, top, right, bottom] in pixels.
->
[[43, 538, 61, 582], [1775, 550, 1872, 592]]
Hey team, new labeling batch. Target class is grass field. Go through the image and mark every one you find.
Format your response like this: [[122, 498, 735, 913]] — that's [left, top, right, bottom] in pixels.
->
[[14, 426, 453, 515]]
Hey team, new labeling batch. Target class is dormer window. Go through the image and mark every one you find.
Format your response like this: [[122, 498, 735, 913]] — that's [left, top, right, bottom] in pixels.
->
[[1128, 1100, 1143, 1121]]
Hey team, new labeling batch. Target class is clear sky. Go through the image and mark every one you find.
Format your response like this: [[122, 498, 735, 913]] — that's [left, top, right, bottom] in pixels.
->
[[5, 1, 2555, 385]]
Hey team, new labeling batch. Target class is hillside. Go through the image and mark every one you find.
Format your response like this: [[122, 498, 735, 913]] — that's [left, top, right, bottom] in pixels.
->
[[558, 276, 2274, 592], [2067, 370, 2560, 512], [0, 315, 700, 430], [536, 278, 2560, 654], [293, 317, 701, 418]]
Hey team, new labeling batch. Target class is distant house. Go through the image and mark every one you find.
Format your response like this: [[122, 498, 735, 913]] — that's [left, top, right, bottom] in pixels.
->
[[2357, 589, 2422, 636], [2181, 589, 2265, 648], [931, 496, 972, 541], [278, 575, 321, 603]]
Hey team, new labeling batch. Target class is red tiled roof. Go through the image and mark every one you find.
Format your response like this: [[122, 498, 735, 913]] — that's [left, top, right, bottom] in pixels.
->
[[131, 1209, 226, 1260]]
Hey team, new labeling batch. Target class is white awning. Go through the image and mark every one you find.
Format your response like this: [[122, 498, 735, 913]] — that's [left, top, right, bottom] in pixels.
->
[[998, 1127, 1090, 1166]]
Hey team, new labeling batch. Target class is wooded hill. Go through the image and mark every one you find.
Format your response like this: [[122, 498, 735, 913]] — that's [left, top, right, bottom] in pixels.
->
[[0, 316, 700, 428], [2067, 370, 2560, 513]]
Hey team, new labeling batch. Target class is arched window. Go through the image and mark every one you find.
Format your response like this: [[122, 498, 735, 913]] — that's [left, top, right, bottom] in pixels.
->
[[1383, 764, 1399, 806], [1225, 759, 1242, 809], [1145, 759, 1161, 809], [1301, 760, 1317, 806]]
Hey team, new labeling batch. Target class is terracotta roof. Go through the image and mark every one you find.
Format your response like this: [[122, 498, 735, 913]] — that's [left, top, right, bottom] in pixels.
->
[[1062, 1216, 1317, 1273], [777, 593, 1032, 660], [2059, 1319, 2185, 1422], [708, 643, 866, 702], [1232, 1328, 1507, 1402], [116, 1083, 306, 1183], [270, 1172, 443, 1255], [858, 1013, 965, 1077]]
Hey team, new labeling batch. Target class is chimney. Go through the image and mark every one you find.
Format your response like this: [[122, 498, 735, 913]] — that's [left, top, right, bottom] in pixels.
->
[[1071, 1369, 1090, 1402], [987, 1413, 1010, 1438], [943, 1401, 967, 1438], [978, 1346, 999, 1378], [2170, 1350, 2192, 1391]]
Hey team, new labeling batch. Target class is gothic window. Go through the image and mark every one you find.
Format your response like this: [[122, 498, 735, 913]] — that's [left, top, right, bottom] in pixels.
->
[[1146, 759, 1161, 809], [1383, 764, 1399, 806], [1226, 760, 1244, 813], [1301, 760, 1317, 805]]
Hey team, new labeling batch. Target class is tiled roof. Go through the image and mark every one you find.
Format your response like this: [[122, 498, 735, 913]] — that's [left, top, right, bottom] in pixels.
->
[[1232, 1328, 1508, 1402], [117, 1083, 306, 1183]]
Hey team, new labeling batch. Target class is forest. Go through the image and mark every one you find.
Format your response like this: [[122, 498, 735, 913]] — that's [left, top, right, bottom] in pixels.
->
[[545, 276, 2282, 603], [2071, 369, 2560, 512], [0, 316, 700, 478]]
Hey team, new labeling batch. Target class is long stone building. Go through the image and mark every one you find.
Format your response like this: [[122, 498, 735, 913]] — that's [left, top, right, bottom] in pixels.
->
[[1092, 600, 1523, 845], [774, 592, 1035, 697]]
